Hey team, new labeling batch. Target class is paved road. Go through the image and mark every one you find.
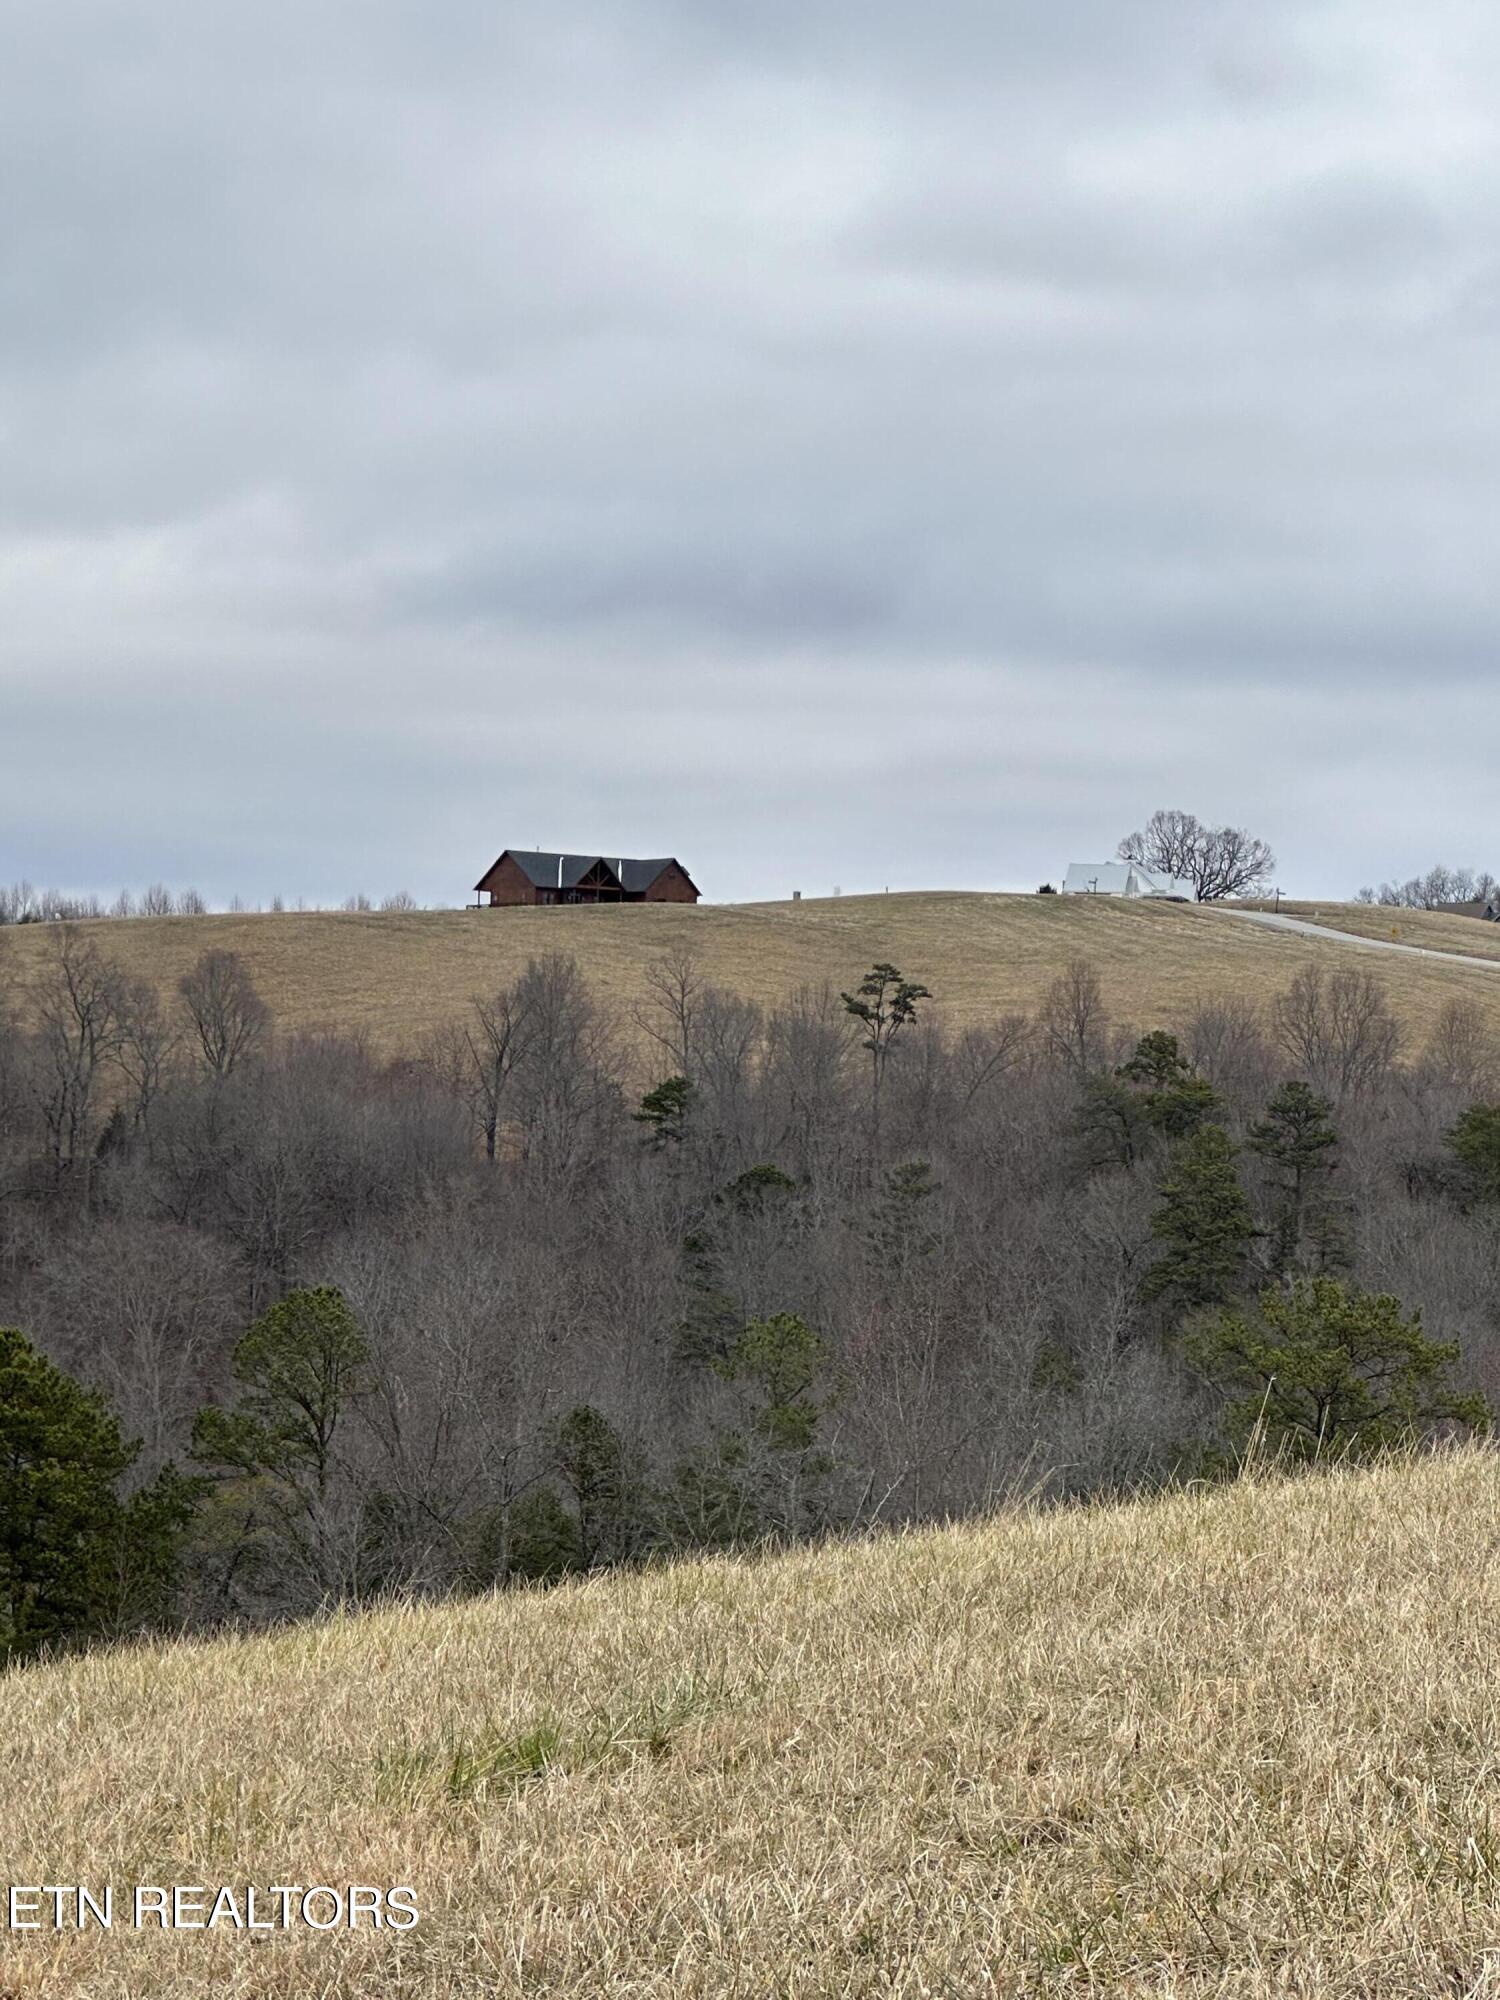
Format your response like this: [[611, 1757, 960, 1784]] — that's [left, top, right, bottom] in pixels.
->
[[1218, 907, 1500, 974]]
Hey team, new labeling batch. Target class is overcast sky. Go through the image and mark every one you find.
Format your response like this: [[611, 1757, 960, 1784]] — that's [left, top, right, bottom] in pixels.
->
[[3, 0, 1497, 906]]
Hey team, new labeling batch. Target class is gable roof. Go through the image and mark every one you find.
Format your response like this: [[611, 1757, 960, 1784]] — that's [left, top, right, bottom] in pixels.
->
[[1061, 861, 1196, 899], [474, 850, 697, 895]]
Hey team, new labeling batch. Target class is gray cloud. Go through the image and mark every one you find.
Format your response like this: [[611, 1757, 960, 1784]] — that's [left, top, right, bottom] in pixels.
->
[[3, 0, 1499, 907]]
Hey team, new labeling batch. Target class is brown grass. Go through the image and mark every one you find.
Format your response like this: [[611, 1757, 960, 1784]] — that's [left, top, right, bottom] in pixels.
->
[[6, 1450, 1500, 1995], [1244, 899, 1500, 966], [4, 893, 1500, 1059]]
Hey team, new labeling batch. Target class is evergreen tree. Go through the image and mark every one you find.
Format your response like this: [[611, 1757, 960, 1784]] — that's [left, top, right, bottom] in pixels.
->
[[633, 1075, 694, 1149], [192, 1286, 372, 1602], [0, 1328, 196, 1663], [1117, 1031, 1222, 1138], [840, 963, 931, 1130], [547, 1404, 650, 1568], [716, 1312, 832, 1451], [1447, 1104, 1500, 1204], [703, 1313, 842, 1535], [1249, 1081, 1344, 1276], [1144, 1126, 1255, 1312], [1186, 1277, 1490, 1461], [1076, 1033, 1222, 1173], [723, 1163, 799, 1210]]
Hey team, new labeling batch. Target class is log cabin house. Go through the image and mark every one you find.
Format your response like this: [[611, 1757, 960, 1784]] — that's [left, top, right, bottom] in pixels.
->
[[473, 850, 701, 907]]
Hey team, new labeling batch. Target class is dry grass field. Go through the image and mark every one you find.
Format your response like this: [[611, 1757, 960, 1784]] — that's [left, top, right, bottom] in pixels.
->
[[1245, 900, 1500, 966], [4, 892, 1500, 1061], [7, 1450, 1500, 1996]]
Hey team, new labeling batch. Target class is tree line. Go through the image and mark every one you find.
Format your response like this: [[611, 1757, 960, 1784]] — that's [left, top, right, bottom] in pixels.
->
[[2, 928, 1499, 1663], [1355, 865, 1500, 910], [0, 883, 422, 925]]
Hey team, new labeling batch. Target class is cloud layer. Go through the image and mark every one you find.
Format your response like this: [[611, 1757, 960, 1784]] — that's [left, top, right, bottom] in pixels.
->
[[4, 0, 1498, 904]]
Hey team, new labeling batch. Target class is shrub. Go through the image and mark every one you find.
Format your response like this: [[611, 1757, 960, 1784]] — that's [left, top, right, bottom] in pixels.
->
[[1185, 1277, 1490, 1463]]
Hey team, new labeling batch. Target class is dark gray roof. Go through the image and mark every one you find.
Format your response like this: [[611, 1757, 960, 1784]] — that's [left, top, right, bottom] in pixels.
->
[[510, 851, 610, 890], [617, 857, 680, 893], [475, 850, 688, 893]]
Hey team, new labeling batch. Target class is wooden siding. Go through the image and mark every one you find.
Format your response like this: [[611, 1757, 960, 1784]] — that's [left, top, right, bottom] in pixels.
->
[[475, 852, 700, 907], [644, 861, 698, 904]]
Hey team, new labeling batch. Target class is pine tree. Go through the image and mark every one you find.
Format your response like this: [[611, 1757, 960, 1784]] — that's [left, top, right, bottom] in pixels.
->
[[1078, 1033, 1223, 1173], [840, 963, 931, 1132], [191, 1286, 372, 1602], [712, 1313, 841, 1534], [1186, 1277, 1490, 1460], [0, 1328, 196, 1663], [1447, 1104, 1500, 1204], [1249, 1081, 1343, 1276], [633, 1075, 694, 1149], [1144, 1126, 1255, 1312], [548, 1404, 651, 1569], [1117, 1030, 1222, 1138]]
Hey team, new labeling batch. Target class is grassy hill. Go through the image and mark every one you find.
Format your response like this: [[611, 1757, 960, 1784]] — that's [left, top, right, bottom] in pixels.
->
[[1253, 898, 1500, 964], [6, 1450, 1500, 1996], [3, 892, 1500, 1058]]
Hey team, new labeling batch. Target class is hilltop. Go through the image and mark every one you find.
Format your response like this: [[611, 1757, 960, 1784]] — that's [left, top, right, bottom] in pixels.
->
[[5, 1449, 1500, 1997], [3, 892, 1500, 1057]]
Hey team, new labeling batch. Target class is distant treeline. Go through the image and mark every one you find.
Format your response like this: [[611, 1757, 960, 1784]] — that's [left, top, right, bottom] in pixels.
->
[[1355, 865, 1500, 909], [2, 931, 1498, 1664], [0, 882, 422, 924]]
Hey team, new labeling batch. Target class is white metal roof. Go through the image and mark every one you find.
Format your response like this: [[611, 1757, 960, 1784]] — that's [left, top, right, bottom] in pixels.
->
[[1061, 862, 1195, 900]]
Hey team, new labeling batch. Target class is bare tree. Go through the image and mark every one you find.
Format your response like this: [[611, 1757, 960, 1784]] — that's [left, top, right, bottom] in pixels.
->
[[29, 927, 127, 1187], [510, 953, 620, 1184], [1423, 998, 1497, 1095], [687, 984, 763, 1165], [457, 981, 537, 1161], [1039, 958, 1107, 1071], [763, 982, 854, 1168], [116, 976, 181, 1132], [1119, 809, 1275, 901], [1184, 994, 1271, 1104], [1194, 824, 1277, 902], [953, 1014, 1033, 1104], [0, 975, 25, 1147], [179, 948, 270, 1077], [636, 947, 702, 1078], [1365, 865, 1500, 910], [1118, 809, 1202, 884], [26, 1219, 236, 1472], [140, 883, 175, 917], [0, 881, 37, 925], [1273, 965, 1401, 1098]]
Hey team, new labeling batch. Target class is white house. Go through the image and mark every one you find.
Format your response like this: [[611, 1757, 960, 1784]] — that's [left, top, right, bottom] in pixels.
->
[[1061, 862, 1195, 900]]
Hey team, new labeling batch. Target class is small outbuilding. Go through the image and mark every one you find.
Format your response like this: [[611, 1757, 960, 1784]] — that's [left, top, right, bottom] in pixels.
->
[[473, 850, 701, 907]]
